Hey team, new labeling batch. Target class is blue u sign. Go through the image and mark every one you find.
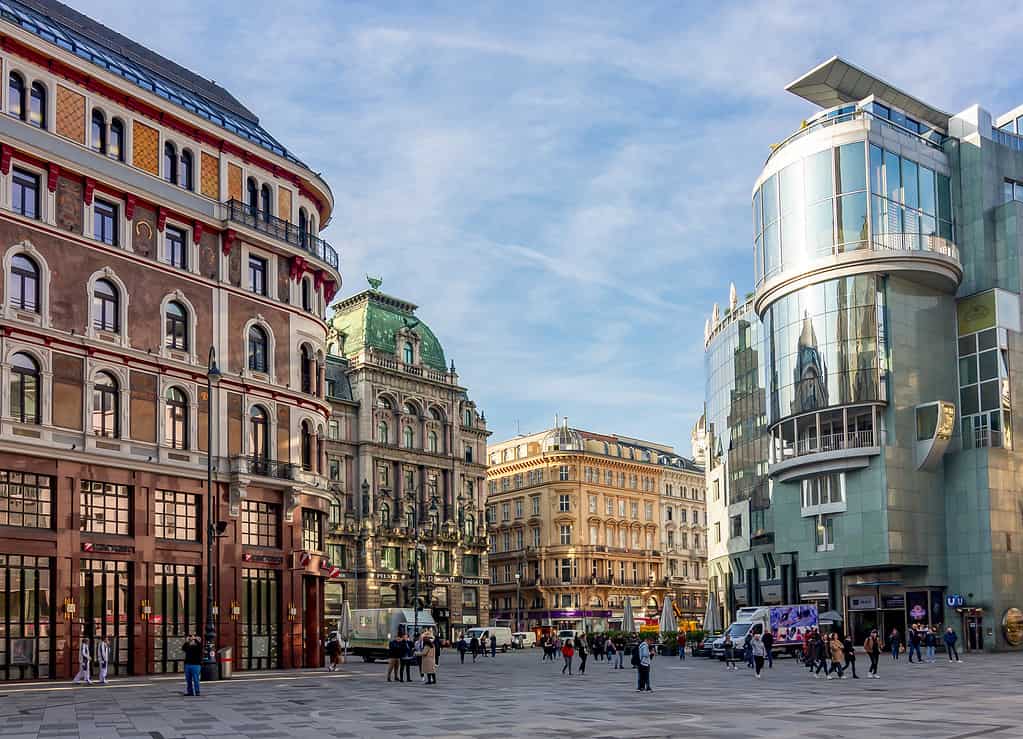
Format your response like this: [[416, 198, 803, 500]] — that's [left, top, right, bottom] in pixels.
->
[[946, 594, 964, 608]]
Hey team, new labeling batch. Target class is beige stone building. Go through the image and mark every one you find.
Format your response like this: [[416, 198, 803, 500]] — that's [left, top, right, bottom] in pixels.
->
[[486, 420, 706, 633], [660, 462, 708, 627]]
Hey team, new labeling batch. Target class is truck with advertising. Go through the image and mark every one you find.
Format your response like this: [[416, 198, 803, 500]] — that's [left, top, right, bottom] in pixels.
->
[[712, 604, 818, 659], [349, 608, 437, 662]]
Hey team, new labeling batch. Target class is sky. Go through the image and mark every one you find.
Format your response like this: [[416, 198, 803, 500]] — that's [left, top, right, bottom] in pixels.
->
[[78, 0, 1023, 454]]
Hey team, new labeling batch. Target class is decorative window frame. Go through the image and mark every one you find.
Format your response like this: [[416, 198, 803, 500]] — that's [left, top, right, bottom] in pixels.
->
[[158, 377, 197, 453], [241, 242, 276, 300], [84, 360, 130, 440], [2, 341, 51, 426], [86, 194, 131, 251], [85, 267, 130, 347], [243, 398, 277, 457], [160, 217, 198, 274], [3, 240, 51, 328], [159, 290, 198, 364], [4, 158, 55, 226], [241, 315, 276, 384]]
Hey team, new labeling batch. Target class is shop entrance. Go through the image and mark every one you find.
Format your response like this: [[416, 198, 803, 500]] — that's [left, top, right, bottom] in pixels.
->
[[152, 563, 199, 673], [0, 554, 53, 681], [303, 576, 322, 668], [240, 568, 280, 670], [79, 559, 131, 676], [965, 614, 984, 651]]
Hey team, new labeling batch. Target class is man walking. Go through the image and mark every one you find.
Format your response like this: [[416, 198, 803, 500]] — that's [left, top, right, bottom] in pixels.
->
[[98, 636, 111, 684], [181, 633, 203, 696], [400, 633, 415, 683], [864, 629, 881, 679], [944, 627, 961, 662], [762, 630, 773, 668], [889, 628, 901, 660], [490, 633, 497, 658], [470, 633, 480, 663], [924, 627, 937, 663], [72, 637, 91, 684], [456, 633, 467, 664], [842, 633, 858, 678], [387, 634, 403, 682], [677, 632, 686, 661], [636, 636, 653, 692], [908, 626, 923, 664]]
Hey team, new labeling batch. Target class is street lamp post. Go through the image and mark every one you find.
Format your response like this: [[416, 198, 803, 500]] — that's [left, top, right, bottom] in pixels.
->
[[202, 346, 221, 682], [515, 572, 521, 634], [406, 489, 439, 639]]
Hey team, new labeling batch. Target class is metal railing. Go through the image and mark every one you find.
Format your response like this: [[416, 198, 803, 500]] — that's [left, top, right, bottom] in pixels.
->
[[870, 232, 959, 261], [993, 127, 1023, 152], [223, 199, 339, 270], [247, 455, 295, 480], [792, 429, 876, 458]]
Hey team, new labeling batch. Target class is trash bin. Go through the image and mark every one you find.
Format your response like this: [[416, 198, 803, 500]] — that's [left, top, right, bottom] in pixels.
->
[[217, 647, 233, 679]]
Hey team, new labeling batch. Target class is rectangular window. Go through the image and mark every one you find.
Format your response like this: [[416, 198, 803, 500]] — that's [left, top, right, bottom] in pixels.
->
[[80, 480, 131, 535], [0, 470, 52, 528], [815, 515, 836, 552], [502, 532, 510, 551], [93, 199, 118, 245], [154, 490, 199, 541], [328, 457, 341, 481], [559, 465, 569, 481], [605, 470, 613, 485], [501, 502, 510, 521], [248, 255, 267, 295], [531, 496, 540, 516], [558, 494, 570, 512], [589, 495, 597, 513], [328, 419, 340, 440], [560, 525, 572, 545], [645, 502, 653, 521], [240, 500, 279, 547], [532, 527, 541, 548], [514, 499, 523, 518], [714, 522, 721, 543], [381, 546, 400, 570], [800, 472, 847, 514], [432, 549, 450, 573], [730, 514, 742, 539], [165, 226, 187, 269], [630, 501, 638, 519], [606, 498, 614, 515], [516, 529, 523, 549], [11, 168, 39, 219], [619, 500, 626, 517], [462, 554, 480, 577]]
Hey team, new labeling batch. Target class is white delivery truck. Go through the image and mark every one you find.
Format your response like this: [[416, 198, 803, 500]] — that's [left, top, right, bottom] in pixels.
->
[[349, 608, 437, 662], [712, 604, 818, 659]]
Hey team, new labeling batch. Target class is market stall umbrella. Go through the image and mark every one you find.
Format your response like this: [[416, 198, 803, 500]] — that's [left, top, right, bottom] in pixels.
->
[[660, 595, 677, 636], [339, 600, 354, 661], [703, 598, 721, 632], [622, 598, 636, 634]]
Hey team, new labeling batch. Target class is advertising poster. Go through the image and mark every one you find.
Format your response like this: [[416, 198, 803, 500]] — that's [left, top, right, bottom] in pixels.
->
[[769, 605, 818, 642]]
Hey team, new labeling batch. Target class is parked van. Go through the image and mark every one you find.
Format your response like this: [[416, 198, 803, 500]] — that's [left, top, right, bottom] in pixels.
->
[[349, 608, 437, 662], [512, 631, 537, 648], [465, 626, 514, 652], [557, 629, 579, 643]]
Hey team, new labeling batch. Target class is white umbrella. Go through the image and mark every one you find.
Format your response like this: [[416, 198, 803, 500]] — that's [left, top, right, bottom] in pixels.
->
[[660, 595, 677, 636], [622, 597, 636, 634], [703, 597, 721, 632], [338, 600, 354, 662]]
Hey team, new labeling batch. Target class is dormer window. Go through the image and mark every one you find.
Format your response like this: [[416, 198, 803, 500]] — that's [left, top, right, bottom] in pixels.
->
[[403, 341, 413, 365]]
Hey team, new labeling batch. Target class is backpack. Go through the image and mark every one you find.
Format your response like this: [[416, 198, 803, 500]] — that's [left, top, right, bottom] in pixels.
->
[[631, 645, 642, 666]]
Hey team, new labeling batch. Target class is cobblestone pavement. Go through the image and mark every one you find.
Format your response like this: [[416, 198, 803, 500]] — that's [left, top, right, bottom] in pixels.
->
[[0, 649, 1020, 738]]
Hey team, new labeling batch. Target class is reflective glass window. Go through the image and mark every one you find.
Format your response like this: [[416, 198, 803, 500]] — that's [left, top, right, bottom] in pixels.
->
[[869, 145, 884, 194], [936, 173, 952, 223], [752, 189, 762, 236], [762, 174, 779, 225], [902, 158, 919, 209], [919, 166, 936, 216], [805, 199, 834, 255], [836, 142, 866, 194], [804, 149, 832, 203], [884, 150, 901, 202], [837, 193, 867, 247]]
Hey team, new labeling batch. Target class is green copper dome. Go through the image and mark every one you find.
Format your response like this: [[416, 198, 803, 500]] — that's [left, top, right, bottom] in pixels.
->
[[329, 288, 448, 372]]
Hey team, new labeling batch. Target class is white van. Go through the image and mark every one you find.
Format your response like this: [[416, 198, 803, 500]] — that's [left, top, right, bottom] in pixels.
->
[[557, 629, 579, 643], [512, 631, 536, 648], [466, 626, 514, 652]]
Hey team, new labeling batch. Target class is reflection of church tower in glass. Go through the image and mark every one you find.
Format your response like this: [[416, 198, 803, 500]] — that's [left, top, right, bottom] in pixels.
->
[[792, 310, 828, 414]]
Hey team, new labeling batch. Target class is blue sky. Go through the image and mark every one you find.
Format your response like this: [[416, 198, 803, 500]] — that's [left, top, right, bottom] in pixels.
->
[[82, 0, 1023, 454]]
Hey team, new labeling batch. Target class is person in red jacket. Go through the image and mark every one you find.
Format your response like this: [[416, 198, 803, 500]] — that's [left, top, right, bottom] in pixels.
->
[[561, 639, 575, 675]]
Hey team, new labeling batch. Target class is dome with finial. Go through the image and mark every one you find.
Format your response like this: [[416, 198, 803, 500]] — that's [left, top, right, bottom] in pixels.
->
[[542, 416, 584, 452]]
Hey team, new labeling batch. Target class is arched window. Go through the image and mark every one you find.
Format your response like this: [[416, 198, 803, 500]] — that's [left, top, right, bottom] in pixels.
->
[[109, 118, 124, 161], [377, 421, 388, 444], [405, 505, 414, 530], [92, 279, 120, 333], [92, 371, 119, 438], [9, 352, 39, 424], [376, 396, 392, 410], [300, 344, 313, 393], [301, 420, 313, 471], [163, 142, 178, 185], [403, 426, 414, 449], [429, 407, 442, 421], [403, 341, 413, 365], [248, 325, 268, 372], [28, 82, 45, 128], [464, 513, 475, 538], [379, 502, 390, 528], [165, 300, 188, 350], [403, 402, 417, 416], [464, 408, 473, 427], [180, 149, 194, 191], [298, 208, 308, 246], [310, 214, 317, 236], [8, 72, 25, 120], [9, 254, 39, 312], [91, 110, 106, 154], [260, 184, 272, 222], [246, 178, 258, 216], [250, 405, 268, 460], [428, 430, 439, 453], [165, 386, 188, 449], [301, 278, 311, 312]]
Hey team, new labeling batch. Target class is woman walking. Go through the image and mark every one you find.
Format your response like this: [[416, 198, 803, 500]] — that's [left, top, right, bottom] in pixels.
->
[[576, 636, 588, 674], [561, 638, 575, 675], [751, 634, 766, 679], [827, 634, 846, 679], [421, 636, 438, 684], [864, 629, 882, 679]]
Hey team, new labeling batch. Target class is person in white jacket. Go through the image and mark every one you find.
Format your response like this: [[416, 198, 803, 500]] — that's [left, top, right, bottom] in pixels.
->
[[72, 639, 91, 684], [98, 636, 110, 684]]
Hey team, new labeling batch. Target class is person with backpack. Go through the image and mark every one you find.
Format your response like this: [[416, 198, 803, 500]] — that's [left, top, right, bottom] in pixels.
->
[[743, 632, 753, 668], [561, 638, 575, 675], [863, 629, 882, 679], [907, 626, 923, 663]]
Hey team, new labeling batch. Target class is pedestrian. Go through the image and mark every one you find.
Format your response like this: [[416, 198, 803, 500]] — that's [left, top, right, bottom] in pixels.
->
[[743, 632, 753, 668], [908, 626, 923, 663], [561, 638, 575, 675], [751, 633, 766, 679], [863, 629, 882, 679], [421, 636, 438, 684], [415, 632, 425, 682], [762, 630, 773, 669], [72, 637, 91, 684], [944, 627, 961, 662], [387, 633, 403, 682], [889, 627, 901, 660], [827, 633, 846, 679], [677, 631, 687, 661], [723, 634, 737, 671], [457, 633, 467, 664], [480, 631, 488, 657], [842, 634, 858, 678], [181, 633, 202, 696], [470, 634, 480, 663], [813, 633, 828, 678], [400, 633, 415, 683], [636, 636, 653, 692], [576, 636, 587, 674], [434, 632, 442, 666], [98, 636, 110, 684], [615, 636, 625, 669], [606, 637, 617, 670], [325, 633, 341, 672], [924, 627, 937, 663], [490, 633, 497, 658]]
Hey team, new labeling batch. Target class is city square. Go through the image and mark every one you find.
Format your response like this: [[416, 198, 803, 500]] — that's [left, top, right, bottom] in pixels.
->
[[0, 649, 1020, 738]]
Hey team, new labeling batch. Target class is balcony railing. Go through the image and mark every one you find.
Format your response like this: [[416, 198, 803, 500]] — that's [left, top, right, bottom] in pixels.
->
[[870, 232, 959, 262], [247, 455, 295, 480], [786, 429, 876, 460], [223, 199, 339, 271]]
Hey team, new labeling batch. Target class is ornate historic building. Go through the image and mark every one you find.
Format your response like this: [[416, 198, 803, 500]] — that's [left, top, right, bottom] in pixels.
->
[[486, 421, 705, 633], [660, 458, 708, 627], [0, 0, 341, 680], [322, 283, 490, 639]]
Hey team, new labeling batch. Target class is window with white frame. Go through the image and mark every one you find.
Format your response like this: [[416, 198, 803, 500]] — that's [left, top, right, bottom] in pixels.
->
[[800, 472, 846, 516], [815, 515, 836, 552], [560, 525, 571, 545], [559, 465, 569, 481]]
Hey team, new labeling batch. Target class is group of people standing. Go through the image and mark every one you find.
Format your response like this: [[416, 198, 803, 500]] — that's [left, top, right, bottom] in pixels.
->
[[455, 632, 497, 662], [386, 631, 439, 684], [888, 625, 961, 663]]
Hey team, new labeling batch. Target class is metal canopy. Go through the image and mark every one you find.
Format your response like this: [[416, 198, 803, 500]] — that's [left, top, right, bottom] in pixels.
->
[[786, 56, 951, 131]]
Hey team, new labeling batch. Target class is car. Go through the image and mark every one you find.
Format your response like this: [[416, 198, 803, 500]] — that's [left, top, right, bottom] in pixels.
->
[[693, 632, 721, 658], [512, 631, 536, 648]]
